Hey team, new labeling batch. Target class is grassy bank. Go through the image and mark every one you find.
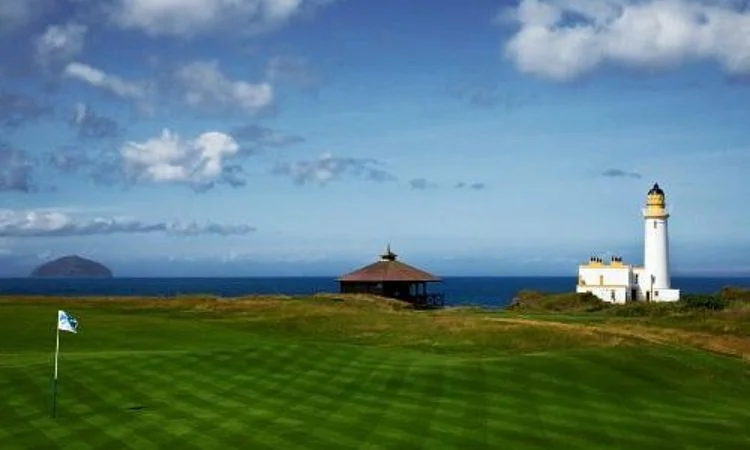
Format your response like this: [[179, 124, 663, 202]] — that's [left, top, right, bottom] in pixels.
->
[[506, 287, 750, 333], [1, 294, 749, 449]]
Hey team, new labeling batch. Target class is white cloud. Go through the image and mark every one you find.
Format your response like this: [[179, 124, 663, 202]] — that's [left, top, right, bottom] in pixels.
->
[[121, 129, 241, 187], [63, 62, 148, 101], [0, 208, 255, 237], [502, 0, 750, 81], [110, 0, 334, 37], [175, 61, 273, 115], [34, 23, 87, 68]]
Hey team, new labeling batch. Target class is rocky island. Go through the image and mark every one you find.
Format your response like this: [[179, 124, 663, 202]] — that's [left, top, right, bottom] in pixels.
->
[[30, 255, 113, 278]]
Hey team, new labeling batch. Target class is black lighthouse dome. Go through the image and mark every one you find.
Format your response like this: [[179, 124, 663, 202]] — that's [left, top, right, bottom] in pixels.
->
[[648, 183, 665, 196]]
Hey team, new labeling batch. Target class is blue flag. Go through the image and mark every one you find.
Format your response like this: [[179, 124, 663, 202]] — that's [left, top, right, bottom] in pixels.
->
[[58, 310, 78, 334]]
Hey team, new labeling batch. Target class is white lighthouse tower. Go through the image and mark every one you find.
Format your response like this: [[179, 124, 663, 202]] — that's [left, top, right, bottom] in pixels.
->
[[641, 183, 680, 302]]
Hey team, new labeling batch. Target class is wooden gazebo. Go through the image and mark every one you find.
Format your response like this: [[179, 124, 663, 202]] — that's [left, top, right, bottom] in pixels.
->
[[337, 246, 445, 309]]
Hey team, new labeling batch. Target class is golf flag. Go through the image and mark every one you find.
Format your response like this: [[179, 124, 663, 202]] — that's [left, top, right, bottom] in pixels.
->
[[52, 310, 78, 418], [58, 310, 78, 334]]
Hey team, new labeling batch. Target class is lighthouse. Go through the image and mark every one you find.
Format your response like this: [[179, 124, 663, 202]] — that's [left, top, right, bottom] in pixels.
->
[[640, 183, 680, 301], [643, 184, 670, 295], [576, 182, 680, 303]]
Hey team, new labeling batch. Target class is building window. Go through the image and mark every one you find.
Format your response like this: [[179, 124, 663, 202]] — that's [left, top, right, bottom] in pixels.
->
[[599, 275, 604, 286], [634, 274, 639, 283], [655, 291, 659, 297]]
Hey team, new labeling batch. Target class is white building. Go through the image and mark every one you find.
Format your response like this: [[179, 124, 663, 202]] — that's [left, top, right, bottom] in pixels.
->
[[576, 183, 680, 303]]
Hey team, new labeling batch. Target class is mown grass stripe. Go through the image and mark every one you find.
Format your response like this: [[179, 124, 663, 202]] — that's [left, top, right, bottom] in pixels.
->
[[340, 358, 414, 448], [237, 346, 370, 450]]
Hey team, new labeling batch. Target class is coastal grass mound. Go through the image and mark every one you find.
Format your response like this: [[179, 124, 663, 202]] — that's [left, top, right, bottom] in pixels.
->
[[1, 295, 749, 449], [506, 287, 750, 325], [507, 286, 750, 315], [502, 287, 750, 359]]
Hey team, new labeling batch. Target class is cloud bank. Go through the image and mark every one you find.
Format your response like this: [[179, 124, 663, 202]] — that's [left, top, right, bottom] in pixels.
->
[[34, 22, 87, 68], [175, 61, 273, 115], [0, 0, 51, 33], [0, 91, 51, 130], [0, 143, 35, 192], [231, 124, 305, 149], [0, 209, 255, 237], [273, 152, 396, 185], [265, 55, 321, 90], [111, 0, 338, 37], [502, 0, 750, 81], [70, 103, 121, 139]]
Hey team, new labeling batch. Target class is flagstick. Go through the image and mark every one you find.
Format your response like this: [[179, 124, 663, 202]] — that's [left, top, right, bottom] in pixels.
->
[[52, 324, 60, 419]]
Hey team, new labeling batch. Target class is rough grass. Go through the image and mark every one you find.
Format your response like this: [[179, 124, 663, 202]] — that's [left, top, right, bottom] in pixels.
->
[[1, 295, 749, 449], [1, 294, 637, 356], [507, 286, 750, 316], [502, 287, 750, 357]]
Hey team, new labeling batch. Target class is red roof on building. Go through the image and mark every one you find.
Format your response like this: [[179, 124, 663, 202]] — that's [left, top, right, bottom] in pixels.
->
[[337, 247, 441, 283]]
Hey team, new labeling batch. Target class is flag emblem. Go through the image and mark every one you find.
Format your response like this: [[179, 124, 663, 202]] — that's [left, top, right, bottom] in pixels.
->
[[58, 310, 78, 334]]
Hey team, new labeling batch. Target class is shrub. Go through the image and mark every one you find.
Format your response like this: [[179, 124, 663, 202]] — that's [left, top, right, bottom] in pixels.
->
[[718, 287, 750, 303], [507, 291, 609, 313], [681, 294, 728, 311]]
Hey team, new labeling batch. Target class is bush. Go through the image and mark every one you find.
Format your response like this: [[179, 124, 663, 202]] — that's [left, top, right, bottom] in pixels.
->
[[681, 294, 728, 311], [508, 286, 750, 316], [507, 291, 609, 313]]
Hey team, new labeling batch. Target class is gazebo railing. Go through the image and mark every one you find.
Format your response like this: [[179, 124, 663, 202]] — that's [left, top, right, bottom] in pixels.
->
[[414, 293, 445, 309]]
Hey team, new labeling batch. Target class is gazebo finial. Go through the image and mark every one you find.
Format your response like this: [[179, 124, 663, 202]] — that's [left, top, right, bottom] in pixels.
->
[[381, 243, 397, 261]]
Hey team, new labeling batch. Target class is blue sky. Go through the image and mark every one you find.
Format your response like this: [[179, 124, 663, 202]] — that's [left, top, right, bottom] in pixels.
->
[[1, 0, 750, 277]]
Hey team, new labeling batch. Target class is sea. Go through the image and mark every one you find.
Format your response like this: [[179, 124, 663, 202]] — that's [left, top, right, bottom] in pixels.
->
[[1, 276, 749, 309]]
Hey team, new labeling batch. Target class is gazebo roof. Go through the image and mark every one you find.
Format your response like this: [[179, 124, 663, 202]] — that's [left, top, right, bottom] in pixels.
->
[[337, 246, 441, 283]]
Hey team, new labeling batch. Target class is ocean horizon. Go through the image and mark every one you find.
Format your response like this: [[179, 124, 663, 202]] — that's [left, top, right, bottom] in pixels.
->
[[2, 276, 749, 308]]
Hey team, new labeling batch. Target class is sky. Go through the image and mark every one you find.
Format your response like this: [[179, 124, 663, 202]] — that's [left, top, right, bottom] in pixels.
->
[[1, 0, 750, 277]]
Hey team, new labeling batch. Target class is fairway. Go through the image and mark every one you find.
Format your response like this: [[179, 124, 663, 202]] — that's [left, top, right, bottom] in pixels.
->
[[1, 298, 749, 449]]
